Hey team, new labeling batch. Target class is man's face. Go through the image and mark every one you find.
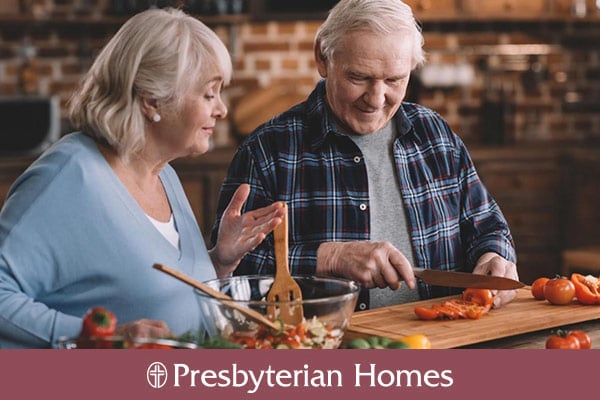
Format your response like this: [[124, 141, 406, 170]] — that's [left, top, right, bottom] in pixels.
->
[[317, 30, 413, 135]]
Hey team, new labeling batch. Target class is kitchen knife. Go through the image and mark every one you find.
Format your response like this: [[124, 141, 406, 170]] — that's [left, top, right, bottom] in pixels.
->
[[413, 268, 525, 290]]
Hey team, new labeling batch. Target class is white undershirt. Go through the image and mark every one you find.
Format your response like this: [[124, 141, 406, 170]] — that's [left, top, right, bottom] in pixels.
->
[[147, 214, 179, 249]]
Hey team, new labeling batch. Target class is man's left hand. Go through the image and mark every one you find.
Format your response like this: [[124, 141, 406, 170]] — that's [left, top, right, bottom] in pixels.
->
[[473, 252, 519, 308]]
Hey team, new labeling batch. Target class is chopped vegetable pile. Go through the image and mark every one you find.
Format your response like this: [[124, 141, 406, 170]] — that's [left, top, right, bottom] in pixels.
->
[[414, 288, 494, 320], [227, 316, 344, 349]]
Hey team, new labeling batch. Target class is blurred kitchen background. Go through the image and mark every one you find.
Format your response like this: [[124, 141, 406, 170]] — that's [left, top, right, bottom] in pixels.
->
[[1, 0, 599, 283]]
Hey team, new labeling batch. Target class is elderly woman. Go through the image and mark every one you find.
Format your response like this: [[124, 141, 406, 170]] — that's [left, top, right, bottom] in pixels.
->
[[0, 8, 284, 348]]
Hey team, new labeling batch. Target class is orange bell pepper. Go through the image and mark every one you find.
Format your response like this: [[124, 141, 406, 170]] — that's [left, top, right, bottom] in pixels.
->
[[570, 273, 600, 305]]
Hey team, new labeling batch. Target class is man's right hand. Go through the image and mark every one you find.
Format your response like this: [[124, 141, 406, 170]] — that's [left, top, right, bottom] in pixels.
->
[[316, 241, 416, 289]]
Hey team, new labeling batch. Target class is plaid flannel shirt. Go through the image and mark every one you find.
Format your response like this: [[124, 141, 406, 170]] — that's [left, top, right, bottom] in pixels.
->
[[211, 80, 516, 304]]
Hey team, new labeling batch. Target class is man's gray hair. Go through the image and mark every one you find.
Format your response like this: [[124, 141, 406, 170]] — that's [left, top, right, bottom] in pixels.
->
[[315, 0, 425, 69]]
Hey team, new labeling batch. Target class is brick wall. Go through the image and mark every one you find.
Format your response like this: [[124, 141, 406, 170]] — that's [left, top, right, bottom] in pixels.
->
[[1, 1, 599, 147], [228, 18, 600, 147], [229, 21, 321, 99]]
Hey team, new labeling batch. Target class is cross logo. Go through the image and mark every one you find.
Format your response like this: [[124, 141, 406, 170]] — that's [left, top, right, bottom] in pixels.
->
[[147, 361, 168, 389]]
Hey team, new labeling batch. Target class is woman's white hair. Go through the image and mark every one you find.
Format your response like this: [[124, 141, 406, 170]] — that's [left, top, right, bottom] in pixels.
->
[[315, 0, 425, 69], [69, 7, 232, 160]]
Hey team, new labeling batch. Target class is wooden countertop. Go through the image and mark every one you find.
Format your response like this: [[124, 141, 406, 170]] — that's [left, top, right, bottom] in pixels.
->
[[345, 287, 600, 349], [459, 318, 600, 349]]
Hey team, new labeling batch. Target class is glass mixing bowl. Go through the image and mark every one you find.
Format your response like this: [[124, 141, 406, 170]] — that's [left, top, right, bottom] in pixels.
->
[[196, 275, 360, 349]]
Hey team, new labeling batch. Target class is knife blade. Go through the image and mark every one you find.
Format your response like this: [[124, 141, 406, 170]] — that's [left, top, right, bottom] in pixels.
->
[[413, 268, 525, 290]]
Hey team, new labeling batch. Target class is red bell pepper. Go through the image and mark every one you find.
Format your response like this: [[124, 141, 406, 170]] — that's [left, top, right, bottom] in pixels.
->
[[80, 306, 117, 337], [571, 273, 600, 305]]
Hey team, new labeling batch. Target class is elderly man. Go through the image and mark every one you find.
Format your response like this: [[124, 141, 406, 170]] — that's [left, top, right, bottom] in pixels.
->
[[212, 0, 518, 311]]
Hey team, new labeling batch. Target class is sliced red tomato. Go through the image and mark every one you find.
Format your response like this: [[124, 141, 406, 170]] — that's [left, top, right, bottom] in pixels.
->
[[441, 301, 469, 318], [414, 292, 493, 321], [414, 306, 440, 320], [433, 303, 462, 319], [445, 299, 489, 320]]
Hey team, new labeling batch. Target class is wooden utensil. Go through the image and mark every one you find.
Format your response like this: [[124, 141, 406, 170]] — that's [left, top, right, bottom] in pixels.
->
[[266, 202, 304, 324], [153, 263, 280, 331]]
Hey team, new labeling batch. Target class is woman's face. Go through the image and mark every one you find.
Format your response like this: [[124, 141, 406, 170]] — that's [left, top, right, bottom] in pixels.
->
[[152, 75, 227, 159], [316, 29, 413, 135]]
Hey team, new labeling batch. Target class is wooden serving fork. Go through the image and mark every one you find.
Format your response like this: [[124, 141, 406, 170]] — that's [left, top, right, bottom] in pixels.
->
[[266, 202, 304, 325]]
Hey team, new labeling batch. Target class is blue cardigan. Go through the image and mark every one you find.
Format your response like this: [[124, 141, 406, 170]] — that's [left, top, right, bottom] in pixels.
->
[[0, 132, 215, 348]]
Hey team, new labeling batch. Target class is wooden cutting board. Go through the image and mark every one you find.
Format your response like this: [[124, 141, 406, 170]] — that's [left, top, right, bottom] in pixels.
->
[[346, 287, 600, 349]]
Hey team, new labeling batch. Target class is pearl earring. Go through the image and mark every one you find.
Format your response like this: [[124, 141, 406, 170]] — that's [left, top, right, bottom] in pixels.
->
[[152, 114, 161, 123]]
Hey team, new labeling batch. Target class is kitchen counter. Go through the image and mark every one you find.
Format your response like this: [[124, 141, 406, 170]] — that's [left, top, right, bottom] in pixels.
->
[[459, 318, 600, 349], [344, 287, 600, 349]]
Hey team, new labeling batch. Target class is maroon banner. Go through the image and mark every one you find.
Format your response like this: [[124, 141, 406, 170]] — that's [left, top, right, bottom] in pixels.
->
[[0, 349, 592, 399]]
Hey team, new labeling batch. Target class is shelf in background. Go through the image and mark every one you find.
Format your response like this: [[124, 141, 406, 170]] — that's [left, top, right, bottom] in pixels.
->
[[0, 13, 250, 27]]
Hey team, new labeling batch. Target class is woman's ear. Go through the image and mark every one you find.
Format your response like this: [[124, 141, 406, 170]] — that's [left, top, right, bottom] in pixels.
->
[[314, 40, 328, 78], [140, 97, 159, 121]]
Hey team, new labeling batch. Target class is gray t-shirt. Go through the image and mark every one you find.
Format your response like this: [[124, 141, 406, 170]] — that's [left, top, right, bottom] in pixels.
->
[[347, 122, 420, 308]]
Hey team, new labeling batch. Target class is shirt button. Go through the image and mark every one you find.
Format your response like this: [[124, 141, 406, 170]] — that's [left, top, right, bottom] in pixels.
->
[[359, 203, 367, 211], [353, 156, 361, 163], [358, 302, 367, 310]]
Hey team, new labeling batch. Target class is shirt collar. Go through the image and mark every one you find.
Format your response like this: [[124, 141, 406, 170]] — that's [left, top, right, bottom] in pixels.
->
[[305, 80, 340, 151], [395, 104, 422, 145], [306, 80, 419, 150]]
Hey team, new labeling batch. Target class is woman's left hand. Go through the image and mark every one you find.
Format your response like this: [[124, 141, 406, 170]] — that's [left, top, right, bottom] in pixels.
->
[[115, 319, 172, 340], [473, 252, 519, 309], [209, 184, 285, 277]]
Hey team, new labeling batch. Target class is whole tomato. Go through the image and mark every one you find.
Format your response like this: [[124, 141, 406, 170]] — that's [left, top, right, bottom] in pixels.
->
[[531, 277, 549, 300], [545, 329, 591, 349], [543, 277, 575, 305], [546, 332, 580, 349], [568, 330, 592, 349]]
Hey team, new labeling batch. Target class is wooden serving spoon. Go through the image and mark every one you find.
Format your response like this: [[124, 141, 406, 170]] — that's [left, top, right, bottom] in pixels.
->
[[266, 202, 304, 324], [153, 263, 280, 331]]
